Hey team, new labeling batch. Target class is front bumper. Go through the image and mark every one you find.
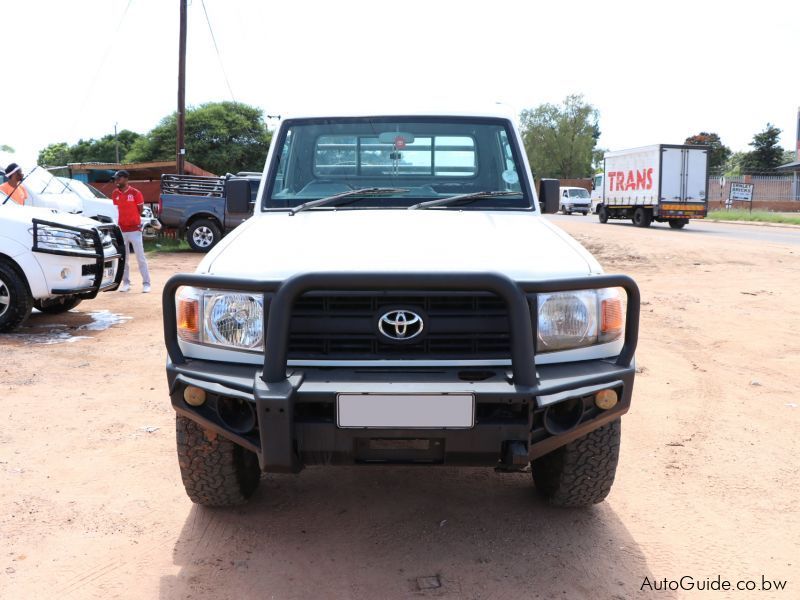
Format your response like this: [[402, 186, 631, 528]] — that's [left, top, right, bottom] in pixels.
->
[[31, 219, 126, 297], [162, 272, 640, 472]]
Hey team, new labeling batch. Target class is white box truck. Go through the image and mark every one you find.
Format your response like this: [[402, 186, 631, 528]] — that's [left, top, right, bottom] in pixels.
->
[[594, 144, 709, 229]]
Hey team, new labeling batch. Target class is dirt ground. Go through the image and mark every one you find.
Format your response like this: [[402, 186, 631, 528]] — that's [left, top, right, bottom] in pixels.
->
[[2, 220, 799, 599]]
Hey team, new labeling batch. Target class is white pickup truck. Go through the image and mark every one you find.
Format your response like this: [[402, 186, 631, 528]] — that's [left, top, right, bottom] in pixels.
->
[[0, 197, 124, 331], [162, 111, 640, 509]]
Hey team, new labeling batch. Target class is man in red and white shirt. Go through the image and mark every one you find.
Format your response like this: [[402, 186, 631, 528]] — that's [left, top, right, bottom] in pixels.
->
[[111, 170, 151, 293]]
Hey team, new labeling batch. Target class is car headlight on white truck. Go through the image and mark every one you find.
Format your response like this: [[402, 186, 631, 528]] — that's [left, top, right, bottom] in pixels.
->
[[177, 287, 264, 350], [537, 288, 623, 352], [31, 224, 97, 254]]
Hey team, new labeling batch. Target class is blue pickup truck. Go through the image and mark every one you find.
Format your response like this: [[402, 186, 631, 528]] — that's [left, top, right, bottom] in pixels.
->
[[159, 173, 260, 251]]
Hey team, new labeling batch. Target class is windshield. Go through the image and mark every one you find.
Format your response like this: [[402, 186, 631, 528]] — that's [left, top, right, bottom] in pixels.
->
[[569, 188, 590, 199], [58, 177, 108, 200], [263, 117, 530, 210], [23, 167, 69, 195]]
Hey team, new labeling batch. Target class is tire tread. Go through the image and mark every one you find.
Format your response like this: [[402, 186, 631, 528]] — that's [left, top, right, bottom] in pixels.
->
[[532, 419, 621, 507]]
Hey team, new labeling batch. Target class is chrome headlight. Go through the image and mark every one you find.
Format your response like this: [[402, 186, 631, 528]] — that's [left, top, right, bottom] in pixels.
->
[[177, 287, 264, 351], [32, 225, 96, 254], [537, 288, 623, 352]]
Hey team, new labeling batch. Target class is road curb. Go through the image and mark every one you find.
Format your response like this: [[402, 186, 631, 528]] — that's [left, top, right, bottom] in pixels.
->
[[705, 219, 800, 230]]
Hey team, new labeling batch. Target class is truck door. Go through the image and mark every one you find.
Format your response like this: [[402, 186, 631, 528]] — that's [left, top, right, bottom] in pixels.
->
[[660, 147, 684, 202], [661, 147, 709, 203], [685, 149, 708, 203]]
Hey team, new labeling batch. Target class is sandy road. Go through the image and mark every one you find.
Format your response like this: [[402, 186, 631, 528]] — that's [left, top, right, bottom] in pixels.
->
[[1, 221, 799, 599]]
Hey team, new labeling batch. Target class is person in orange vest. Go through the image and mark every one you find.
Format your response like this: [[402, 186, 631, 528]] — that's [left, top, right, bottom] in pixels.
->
[[0, 163, 29, 205], [111, 170, 151, 293]]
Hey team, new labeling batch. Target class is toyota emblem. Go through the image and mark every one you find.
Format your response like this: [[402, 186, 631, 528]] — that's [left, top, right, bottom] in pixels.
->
[[378, 310, 424, 341]]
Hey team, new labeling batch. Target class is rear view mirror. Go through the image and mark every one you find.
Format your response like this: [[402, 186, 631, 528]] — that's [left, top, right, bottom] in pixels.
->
[[538, 179, 560, 214], [226, 178, 252, 213], [377, 132, 416, 147]]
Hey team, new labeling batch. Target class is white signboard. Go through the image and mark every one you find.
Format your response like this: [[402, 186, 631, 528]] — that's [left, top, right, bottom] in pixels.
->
[[729, 182, 754, 202]]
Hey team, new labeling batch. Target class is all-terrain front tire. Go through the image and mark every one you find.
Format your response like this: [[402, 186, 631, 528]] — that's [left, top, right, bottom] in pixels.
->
[[532, 419, 621, 507], [0, 260, 33, 333], [176, 415, 261, 506], [34, 296, 82, 314]]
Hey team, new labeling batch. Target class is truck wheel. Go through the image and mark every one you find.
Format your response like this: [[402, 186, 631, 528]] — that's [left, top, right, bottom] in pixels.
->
[[598, 205, 609, 223], [34, 296, 82, 314], [0, 260, 33, 333], [669, 219, 688, 229], [632, 207, 652, 228], [176, 415, 261, 506], [187, 219, 221, 252], [532, 419, 621, 507]]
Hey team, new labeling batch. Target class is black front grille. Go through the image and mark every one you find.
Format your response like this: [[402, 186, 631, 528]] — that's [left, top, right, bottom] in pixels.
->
[[288, 292, 512, 360]]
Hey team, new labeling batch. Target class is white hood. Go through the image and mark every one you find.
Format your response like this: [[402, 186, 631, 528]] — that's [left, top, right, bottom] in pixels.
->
[[202, 210, 601, 280], [1, 201, 100, 229]]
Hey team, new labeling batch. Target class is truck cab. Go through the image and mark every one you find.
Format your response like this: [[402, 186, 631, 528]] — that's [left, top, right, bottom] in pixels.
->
[[591, 173, 604, 213], [161, 111, 640, 509], [1, 166, 117, 223]]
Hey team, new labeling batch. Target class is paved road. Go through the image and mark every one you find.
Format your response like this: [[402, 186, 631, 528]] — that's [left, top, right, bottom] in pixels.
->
[[547, 213, 800, 246]]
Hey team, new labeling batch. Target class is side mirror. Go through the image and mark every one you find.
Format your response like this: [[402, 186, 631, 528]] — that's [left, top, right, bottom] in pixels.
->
[[226, 178, 252, 213], [538, 179, 560, 214]]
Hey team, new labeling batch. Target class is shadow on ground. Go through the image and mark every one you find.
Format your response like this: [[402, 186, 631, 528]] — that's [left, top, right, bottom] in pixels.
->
[[160, 467, 669, 599]]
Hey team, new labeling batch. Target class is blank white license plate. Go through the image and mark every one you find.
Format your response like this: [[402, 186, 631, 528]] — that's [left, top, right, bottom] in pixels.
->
[[337, 393, 475, 429]]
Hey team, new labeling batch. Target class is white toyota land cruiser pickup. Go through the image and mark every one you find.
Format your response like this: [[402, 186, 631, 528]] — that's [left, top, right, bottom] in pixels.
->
[[163, 111, 640, 508], [0, 198, 125, 332]]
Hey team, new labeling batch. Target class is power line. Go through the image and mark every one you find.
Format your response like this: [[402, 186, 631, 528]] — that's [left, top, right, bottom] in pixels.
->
[[200, 0, 237, 103], [69, 0, 135, 138]]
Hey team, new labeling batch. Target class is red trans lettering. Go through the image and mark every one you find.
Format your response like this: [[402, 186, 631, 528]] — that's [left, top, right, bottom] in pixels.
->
[[607, 167, 653, 191]]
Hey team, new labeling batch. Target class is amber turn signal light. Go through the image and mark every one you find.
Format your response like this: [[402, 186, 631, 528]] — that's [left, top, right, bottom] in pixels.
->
[[600, 296, 623, 341], [177, 297, 200, 342]]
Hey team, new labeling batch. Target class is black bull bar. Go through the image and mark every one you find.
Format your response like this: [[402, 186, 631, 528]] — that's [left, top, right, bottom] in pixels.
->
[[163, 272, 640, 470]]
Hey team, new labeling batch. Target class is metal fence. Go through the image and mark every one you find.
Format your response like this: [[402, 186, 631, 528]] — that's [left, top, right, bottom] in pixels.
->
[[707, 174, 799, 206]]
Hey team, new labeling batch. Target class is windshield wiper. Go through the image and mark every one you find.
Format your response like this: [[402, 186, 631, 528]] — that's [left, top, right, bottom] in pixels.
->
[[289, 187, 409, 215], [408, 190, 521, 210]]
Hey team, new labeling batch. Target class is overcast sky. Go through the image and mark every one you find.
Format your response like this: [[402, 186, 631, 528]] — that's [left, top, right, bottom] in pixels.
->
[[3, 0, 799, 167]]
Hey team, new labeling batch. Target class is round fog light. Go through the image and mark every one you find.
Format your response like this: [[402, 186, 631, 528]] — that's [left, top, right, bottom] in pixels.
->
[[594, 389, 618, 410], [184, 386, 207, 407]]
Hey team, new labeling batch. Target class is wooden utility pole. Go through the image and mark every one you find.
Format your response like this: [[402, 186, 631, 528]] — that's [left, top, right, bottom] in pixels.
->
[[176, 0, 187, 174], [114, 122, 120, 163]]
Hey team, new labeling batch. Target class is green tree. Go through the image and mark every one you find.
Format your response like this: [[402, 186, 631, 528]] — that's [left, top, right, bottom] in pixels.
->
[[781, 149, 796, 165], [126, 101, 272, 174], [684, 132, 731, 174], [519, 95, 600, 179], [724, 151, 747, 176], [591, 147, 606, 173], [739, 124, 785, 173], [1, 144, 13, 152], [37, 130, 142, 166], [38, 142, 72, 166]]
